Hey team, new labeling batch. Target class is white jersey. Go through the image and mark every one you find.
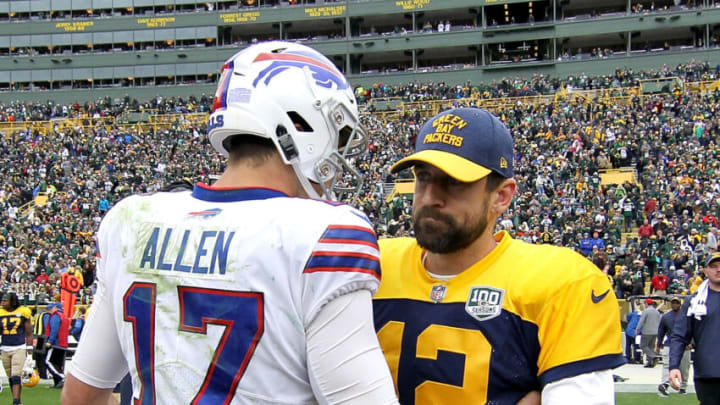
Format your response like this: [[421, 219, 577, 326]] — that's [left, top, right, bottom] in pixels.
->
[[69, 184, 381, 405]]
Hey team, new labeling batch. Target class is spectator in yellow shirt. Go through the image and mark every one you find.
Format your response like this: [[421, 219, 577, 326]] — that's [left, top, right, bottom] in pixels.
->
[[689, 272, 704, 294]]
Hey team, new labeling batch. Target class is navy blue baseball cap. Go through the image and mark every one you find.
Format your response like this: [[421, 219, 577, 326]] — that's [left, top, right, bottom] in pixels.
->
[[391, 107, 513, 182]]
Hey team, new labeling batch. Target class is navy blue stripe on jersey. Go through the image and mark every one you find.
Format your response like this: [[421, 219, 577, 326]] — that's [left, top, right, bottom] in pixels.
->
[[373, 299, 541, 405], [318, 225, 378, 248], [539, 354, 626, 386], [350, 210, 373, 226], [316, 200, 344, 207], [304, 252, 381, 280], [192, 184, 289, 202]]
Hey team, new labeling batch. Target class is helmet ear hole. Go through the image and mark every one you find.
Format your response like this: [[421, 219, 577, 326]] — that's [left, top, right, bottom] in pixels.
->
[[338, 125, 352, 151], [287, 111, 313, 132]]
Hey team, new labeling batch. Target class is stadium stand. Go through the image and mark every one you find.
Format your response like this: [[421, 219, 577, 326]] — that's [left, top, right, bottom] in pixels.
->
[[1, 63, 718, 312]]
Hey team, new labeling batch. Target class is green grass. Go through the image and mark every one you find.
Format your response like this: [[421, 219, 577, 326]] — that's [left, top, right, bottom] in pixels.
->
[[617, 393, 697, 405], [0, 384, 62, 404], [0, 386, 700, 404]]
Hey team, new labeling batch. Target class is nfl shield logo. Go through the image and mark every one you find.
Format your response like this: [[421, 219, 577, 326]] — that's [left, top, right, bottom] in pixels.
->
[[465, 286, 505, 321], [430, 284, 447, 303]]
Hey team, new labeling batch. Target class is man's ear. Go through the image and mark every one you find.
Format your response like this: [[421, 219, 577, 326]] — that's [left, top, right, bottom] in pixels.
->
[[491, 178, 516, 217]]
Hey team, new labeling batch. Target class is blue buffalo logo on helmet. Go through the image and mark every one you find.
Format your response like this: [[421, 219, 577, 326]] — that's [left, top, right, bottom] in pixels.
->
[[212, 48, 348, 113], [252, 49, 348, 90]]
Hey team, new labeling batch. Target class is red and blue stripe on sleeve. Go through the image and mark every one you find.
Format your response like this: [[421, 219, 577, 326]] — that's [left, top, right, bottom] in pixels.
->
[[303, 225, 381, 281]]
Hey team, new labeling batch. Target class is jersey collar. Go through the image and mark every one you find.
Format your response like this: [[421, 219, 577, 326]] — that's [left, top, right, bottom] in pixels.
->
[[192, 183, 289, 202], [420, 230, 513, 285]]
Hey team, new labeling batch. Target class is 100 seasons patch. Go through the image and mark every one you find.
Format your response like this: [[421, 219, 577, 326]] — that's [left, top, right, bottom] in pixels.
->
[[465, 286, 505, 321]]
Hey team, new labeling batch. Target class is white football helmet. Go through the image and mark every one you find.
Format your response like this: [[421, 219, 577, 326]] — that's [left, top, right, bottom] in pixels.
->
[[208, 41, 367, 201]]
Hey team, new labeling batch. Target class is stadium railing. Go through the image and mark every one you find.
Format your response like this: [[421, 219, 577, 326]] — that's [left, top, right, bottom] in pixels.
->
[[2, 79, 718, 133]]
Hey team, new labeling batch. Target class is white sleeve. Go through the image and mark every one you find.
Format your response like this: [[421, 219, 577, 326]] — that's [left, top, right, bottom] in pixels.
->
[[541, 370, 614, 405], [306, 290, 399, 405], [66, 275, 128, 388]]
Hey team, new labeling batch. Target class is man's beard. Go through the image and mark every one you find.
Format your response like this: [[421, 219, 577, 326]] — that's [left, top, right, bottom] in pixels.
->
[[413, 204, 489, 254]]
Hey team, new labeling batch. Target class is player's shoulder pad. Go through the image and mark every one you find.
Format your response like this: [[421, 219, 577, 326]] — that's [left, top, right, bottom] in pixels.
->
[[105, 186, 189, 216], [510, 239, 604, 282], [377, 237, 417, 280], [160, 178, 194, 192], [297, 198, 374, 229], [97, 193, 153, 233], [301, 201, 381, 285], [378, 237, 416, 254]]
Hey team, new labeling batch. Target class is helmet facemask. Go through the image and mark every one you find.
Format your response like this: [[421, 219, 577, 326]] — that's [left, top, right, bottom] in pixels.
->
[[301, 94, 368, 203]]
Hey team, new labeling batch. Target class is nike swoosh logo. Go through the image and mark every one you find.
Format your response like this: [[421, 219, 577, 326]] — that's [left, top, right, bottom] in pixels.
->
[[591, 289, 610, 304]]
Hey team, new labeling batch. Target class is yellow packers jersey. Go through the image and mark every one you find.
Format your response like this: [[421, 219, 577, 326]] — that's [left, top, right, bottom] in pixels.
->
[[0, 306, 32, 347], [373, 231, 625, 405]]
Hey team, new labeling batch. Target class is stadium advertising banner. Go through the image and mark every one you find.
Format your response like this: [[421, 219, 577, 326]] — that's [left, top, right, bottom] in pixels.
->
[[137, 17, 176, 28], [391, 0, 530, 7], [483, 0, 533, 4], [55, 21, 94, 32], [395, 0, 431, 10], [305, 5, 347, 18], [219, 11, 261, 24]]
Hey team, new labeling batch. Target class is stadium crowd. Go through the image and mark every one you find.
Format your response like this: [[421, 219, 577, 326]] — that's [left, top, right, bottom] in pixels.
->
[[356, 60, 718, 102], [0, 61, 719, 315]]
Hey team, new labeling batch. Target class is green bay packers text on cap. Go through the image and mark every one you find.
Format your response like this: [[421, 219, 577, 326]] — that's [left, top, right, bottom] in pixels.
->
[[422, 113, 468, 148]]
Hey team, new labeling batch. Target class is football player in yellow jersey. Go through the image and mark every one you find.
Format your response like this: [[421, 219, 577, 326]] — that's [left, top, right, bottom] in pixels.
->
[[374, 107, 625, 405], [0, 292, 34, 405]]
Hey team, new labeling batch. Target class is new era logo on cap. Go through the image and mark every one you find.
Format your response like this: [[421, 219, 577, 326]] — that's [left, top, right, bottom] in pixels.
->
[[391, 107, 513, 183]]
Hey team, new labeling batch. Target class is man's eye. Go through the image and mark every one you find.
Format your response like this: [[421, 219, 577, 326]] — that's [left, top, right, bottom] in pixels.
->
[[446, 177, 463, 187]]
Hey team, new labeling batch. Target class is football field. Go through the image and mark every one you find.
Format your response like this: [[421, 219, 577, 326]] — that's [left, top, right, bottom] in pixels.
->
[[617, 393, 697, 405], [0, 362, 699, 404], [1, 384, 60, 404], [0, 389, 699, 405]]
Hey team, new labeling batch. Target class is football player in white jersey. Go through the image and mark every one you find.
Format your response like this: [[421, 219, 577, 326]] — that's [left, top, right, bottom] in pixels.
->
[[62, 41, 399, 405]]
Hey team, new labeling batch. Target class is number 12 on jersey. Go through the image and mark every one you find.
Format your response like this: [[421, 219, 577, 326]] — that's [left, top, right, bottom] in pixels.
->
[[377, 321, 491, 404], [123, 282, 264, 405]]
